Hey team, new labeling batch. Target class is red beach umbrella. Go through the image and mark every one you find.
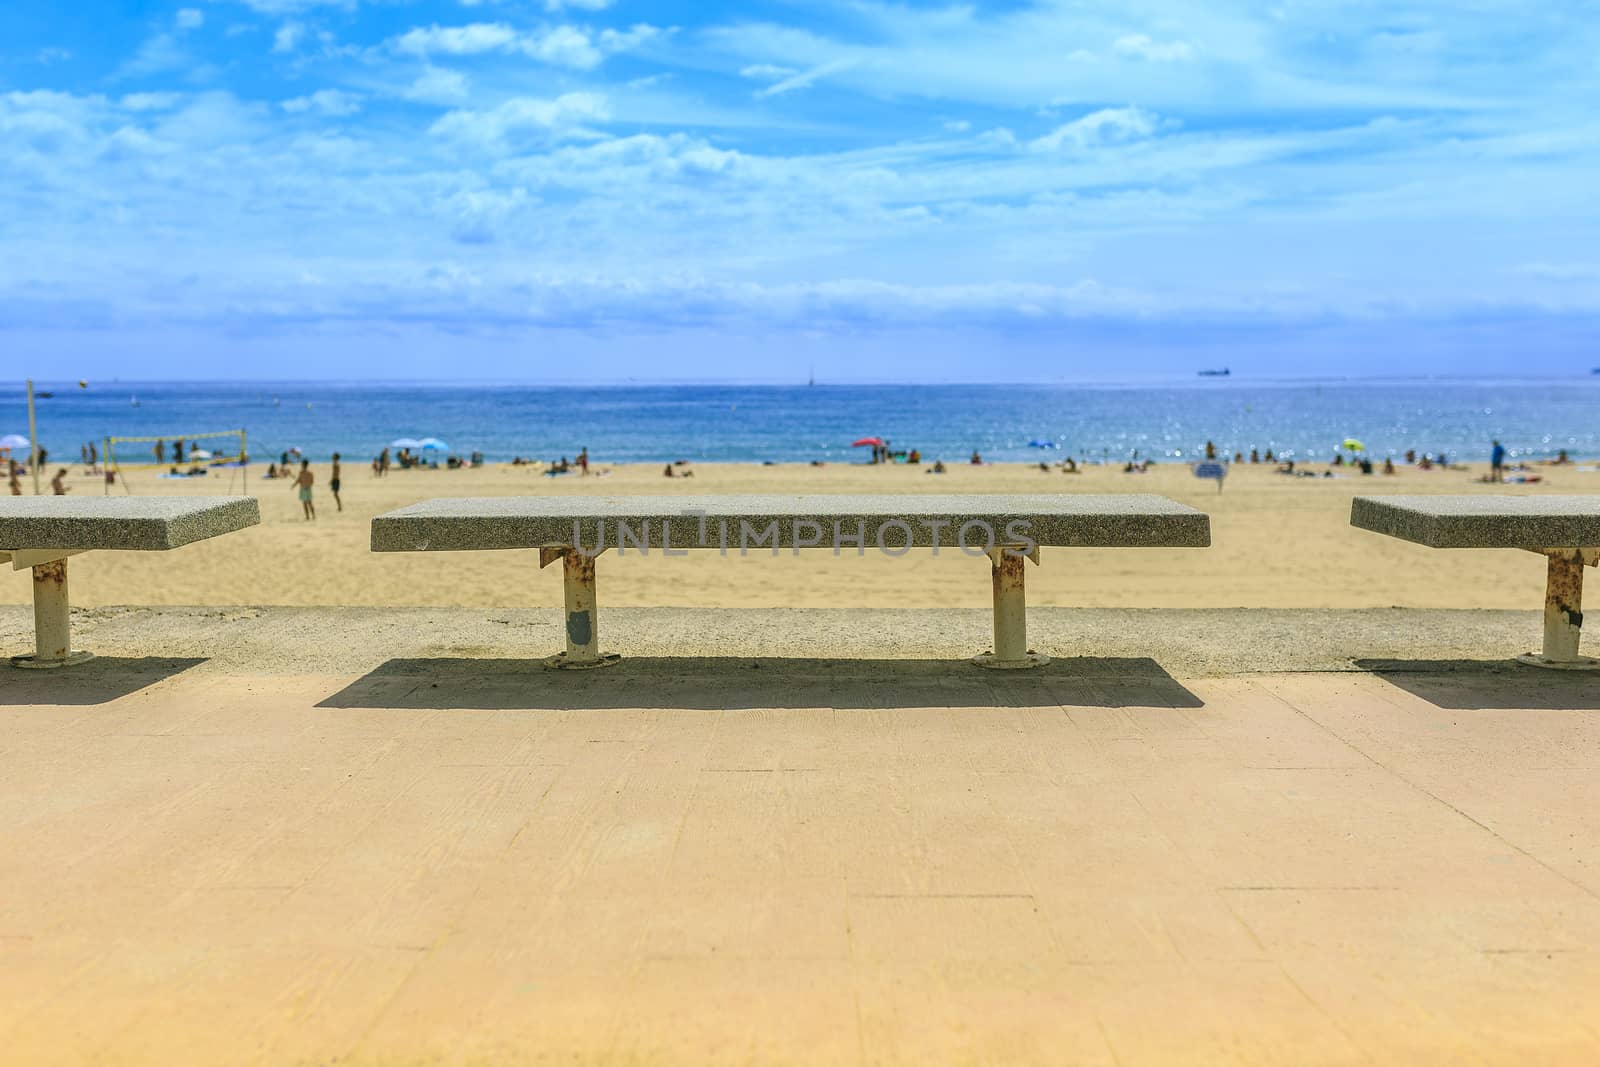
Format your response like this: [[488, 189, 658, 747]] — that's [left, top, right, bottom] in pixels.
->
[[852, 437, 885, 447]]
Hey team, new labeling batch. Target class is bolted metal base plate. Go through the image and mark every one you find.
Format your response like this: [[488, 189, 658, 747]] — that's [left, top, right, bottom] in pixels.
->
[[11, 650, 95, 670], [1516, 652, 1600, 671], [971, 650, 1051, 670], [543, 650, 622, 670]]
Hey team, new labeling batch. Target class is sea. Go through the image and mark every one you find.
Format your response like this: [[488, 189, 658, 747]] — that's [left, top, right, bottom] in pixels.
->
[[8, 378, 1600, 467]]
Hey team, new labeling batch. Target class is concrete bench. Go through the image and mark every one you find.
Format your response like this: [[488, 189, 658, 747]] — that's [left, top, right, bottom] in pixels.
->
[[372, 494, 1210, 669], [1352, 494, 1600, 669], [2, 497, 260, 668]]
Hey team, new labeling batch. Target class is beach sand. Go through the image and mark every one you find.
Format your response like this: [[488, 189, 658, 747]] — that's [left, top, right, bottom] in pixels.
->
[[5, 459, 1592, 611]]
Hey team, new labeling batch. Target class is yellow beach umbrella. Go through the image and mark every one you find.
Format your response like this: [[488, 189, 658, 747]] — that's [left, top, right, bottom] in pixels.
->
[[1342, 438, 1365, 452]]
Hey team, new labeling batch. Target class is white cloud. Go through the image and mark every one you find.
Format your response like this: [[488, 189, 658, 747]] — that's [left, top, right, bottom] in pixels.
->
[[238, 0, 351, 13], [1514, 263, 1600, 282], [430, 92, 610, 148], [120, 92, 183, 112], [402, 67, 471, 104], [1031, 107, 1160, 151], [598, 24, 660, 54], [525, 25, 601, 68], [1112, 34, 1194, 62], [394, 22, 519, 56], [391, 21, 658, 69], [272, 22, 306, 53], [282, 89, 363, 116], [176, 9, 204, 30], [545, 0, 613, 10], [757, 58, 859, 98], [36, 47, 73, 64], [740, 64, 795, 79]]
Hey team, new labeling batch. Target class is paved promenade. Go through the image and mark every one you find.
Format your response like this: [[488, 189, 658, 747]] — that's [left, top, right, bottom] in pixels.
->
[[2, 607, 1599, 1064]]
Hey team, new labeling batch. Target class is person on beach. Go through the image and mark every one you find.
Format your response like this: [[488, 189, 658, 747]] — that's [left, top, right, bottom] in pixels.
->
[[293, 460, 315, 520], [329, 453, 343, 512], [9, 462, 22, 495], [1490, 440, 1506, 483], [578, 447, 590, 475], [51, 468, 69, 495], [154, 439, 164, 463]]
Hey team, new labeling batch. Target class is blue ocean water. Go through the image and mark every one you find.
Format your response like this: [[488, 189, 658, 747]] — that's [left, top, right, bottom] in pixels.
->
[[7, 379, 1600, 467]]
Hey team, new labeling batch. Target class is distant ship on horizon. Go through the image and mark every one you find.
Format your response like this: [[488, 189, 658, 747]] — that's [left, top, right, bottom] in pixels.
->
[[1198, 368, 1231, 377]]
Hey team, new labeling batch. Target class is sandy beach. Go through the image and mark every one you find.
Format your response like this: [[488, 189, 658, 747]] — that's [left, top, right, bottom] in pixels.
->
[[5, 458, 1592, 612]]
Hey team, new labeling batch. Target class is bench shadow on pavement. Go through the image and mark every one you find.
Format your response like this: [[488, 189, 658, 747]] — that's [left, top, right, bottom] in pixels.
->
[[318, 657, 1203, 711], [1357, 658, 1600, 711], [0, 657, 207, 705]]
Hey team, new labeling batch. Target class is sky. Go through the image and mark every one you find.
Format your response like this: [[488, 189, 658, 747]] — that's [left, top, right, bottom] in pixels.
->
[[3, 0, 1599, 382]]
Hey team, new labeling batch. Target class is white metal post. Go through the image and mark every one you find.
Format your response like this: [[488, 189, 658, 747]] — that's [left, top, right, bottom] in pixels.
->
[[973, 547, 1049, 669], [1519, 550, 1599, 669], [27, 378, 40, 496], [11, 557, 92, 669], [543, 549, 620, 669]]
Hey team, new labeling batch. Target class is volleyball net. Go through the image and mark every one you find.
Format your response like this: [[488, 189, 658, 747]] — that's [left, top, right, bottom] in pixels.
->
[[104, 429, 249, 490]]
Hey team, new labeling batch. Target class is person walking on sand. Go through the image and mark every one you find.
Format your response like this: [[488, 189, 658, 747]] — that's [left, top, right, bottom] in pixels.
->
[[1490, 439, 1506, 483], [293, 459, 316, 520], [578, 447, 589, 476], [9, 462, 22, 496], [51, 468, 69, 495], [329, 453, 343, 512]]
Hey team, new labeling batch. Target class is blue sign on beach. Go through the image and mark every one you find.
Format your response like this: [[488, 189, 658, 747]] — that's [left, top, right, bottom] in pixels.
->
[[1192, 461, 1228, 490]]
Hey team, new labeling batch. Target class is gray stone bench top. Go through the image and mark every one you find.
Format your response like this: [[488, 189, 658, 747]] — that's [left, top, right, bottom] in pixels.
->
[[373, 494, 1210, 552], [0, 497, 260, 552], [1352, 495, 1600, 549]]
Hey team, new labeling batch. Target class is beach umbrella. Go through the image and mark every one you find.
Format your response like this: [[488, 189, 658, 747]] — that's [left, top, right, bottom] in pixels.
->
[[852, 437, 884, 447], [417, 437, 450, 451], [0, 434, 28, 450], [1342, 438, 1365, 452], [390, 437, 423, 449]]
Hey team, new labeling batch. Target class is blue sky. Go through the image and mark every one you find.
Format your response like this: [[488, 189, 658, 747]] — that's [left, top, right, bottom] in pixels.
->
[[3, 0, 1598, 381]]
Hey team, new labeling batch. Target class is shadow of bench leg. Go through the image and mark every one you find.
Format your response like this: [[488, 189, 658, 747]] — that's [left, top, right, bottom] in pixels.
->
[[11, 558, 94, 669], [543, 549, 620, 670], [1518, 549, 1600, 670], [973, 547, 1049, 670]]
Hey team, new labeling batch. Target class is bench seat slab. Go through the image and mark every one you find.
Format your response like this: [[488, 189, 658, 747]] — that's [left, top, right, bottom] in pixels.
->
[[1351, 495, 1600, 550], [0, 497, 261, 552], [372, 494, 1210, 553]]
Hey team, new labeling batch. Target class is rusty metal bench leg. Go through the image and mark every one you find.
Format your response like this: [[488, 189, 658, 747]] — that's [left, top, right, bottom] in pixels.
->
[[10, 554, 94, 669], [1518, 549, 1600, 670], [541, 547, 619, 670], [973, 546, 1049, 669]]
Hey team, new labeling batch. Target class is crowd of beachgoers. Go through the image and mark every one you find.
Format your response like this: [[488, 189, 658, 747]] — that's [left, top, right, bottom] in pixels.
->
[[2, 430, 1577, 506]]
